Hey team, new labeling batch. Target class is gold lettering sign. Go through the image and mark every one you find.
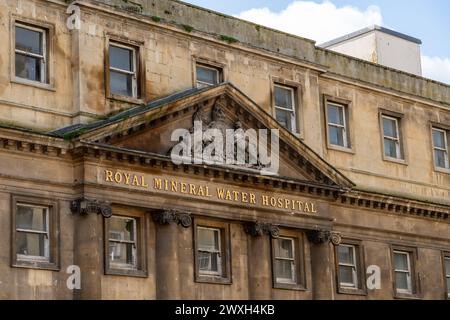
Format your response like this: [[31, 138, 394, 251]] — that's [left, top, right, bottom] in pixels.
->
[[103, 169, 318, 214]]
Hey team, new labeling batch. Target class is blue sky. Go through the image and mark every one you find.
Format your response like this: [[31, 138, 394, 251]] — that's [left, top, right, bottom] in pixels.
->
[[183, 0, 450, 83]]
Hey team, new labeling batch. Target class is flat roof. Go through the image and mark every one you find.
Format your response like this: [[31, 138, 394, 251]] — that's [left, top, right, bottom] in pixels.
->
[[319, 25, 422, 48]]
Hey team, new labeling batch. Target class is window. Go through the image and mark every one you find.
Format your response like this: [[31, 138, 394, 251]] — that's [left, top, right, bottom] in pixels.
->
[[16, 203, 49, 261], [196, 64, 221, 88], [197, 227, 222, 276], [273, 237, 296, 284], [327, 102, 349, 148], [432, 128, 449, 170], [11, 195, 59, 270], [15, 23, 47, 83], [393, 250, 413, 294], [337, 244, 358, 288], [271, 232, 305, 290], [109, 43, 137, 97], [382, 115, 402, 159], [335, 240, 366, 295], [444, 255, 450, 298], [274, 85, 296, 133], [105, 213, 147, 277], [108, 216, 137, 270], [194, 220, 230, 284]]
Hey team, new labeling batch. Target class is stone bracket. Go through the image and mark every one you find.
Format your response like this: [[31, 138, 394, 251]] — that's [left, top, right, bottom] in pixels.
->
[[306, 229, 341, 245], [151, 209, 192, 228], [70, 198, 112, 218], [244, 222, 280, 238]]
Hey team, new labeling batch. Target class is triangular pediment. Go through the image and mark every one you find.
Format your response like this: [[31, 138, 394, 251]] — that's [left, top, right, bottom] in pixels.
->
[[65, 83, 354, 188]]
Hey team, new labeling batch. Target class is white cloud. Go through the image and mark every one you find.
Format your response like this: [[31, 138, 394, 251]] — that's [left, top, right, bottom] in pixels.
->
[[421, 56, 450, 84], [235, 0, 383, 44], [235, 1, 450, 84]]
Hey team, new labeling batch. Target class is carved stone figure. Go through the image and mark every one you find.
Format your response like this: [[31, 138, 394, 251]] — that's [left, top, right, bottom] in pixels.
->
[[169, 99, 264, 170]]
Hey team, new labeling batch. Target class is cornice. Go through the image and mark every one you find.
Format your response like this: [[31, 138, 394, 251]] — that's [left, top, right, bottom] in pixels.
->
[[79, 140, 345, 197], [340, 190, 450, 221], [78, 140, 450, 222], [0, 117, 448, 223], [0, 127, 71, 158]]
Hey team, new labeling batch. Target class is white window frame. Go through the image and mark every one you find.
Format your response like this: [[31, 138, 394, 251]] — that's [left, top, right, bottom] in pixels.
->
[[432, 128, 449, 169], [382, 115, 402, 159], [109, 42, 138, 98], [444, 256, 450, 298], [338, 244, 358, 288], [197, 226, 222, 276], [394, 250, 413, 294], [274, 237, 297, 284], [14, 23, 47, 83], [15, 203, 50, 262], [196, 64, 220, 88], [274, 84, 297, 133], [108, 216, 138, 270], [327, 102, 348, 148]]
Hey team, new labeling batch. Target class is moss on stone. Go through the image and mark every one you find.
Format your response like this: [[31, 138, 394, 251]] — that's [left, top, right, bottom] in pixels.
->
[[181, 24, 194, 33], [218, 35, 238, 44], [151, 16, 161, 23], [62, 128, 88, 141]]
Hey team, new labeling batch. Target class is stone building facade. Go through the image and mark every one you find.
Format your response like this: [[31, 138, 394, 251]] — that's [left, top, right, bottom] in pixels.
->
[[0, 0, 449, 300]]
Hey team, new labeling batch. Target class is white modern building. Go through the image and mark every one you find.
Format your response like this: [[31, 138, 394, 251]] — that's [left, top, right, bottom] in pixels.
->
[[319, 25, 422, 76]]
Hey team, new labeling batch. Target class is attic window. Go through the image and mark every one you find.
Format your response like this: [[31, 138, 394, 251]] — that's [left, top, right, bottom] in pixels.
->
[[327, 102, 349, 148], [15, 23, 48, 83], [109, 43, 138, 98], [274, 84, 297, 133], [196, 63, 221, 88]]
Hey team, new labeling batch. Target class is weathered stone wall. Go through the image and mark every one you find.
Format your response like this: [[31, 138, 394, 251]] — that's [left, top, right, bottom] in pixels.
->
[[97, 0, 450, 105], [0, 149, 449, 299], [0, 0, 449, 300], [0, 0, 75, 131], [1, 0, 448, 205]]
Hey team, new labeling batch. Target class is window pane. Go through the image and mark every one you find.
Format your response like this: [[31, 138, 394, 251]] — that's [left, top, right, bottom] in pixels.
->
[[394, 252, 409, 271], [16, 205, 47, 232], [275, 109, 294, 132], [275, 259, 295, 282], [447, 278, 450, 295], [16, 26, 43, 54], [109, 45, 133, 71], [383, 117, 398, 138], [338, 245, 354, 264], [274, 86, 293, 110], [109, 217, 135, 242], [274, 238, 294, 259], [198, 251, 220, 272], [395, 272, 410, 291], [110, 71, 133, 96], [17, 232, 48, 257], [109, 242, 135, 266], [384, 138, 399, 158], [435, 149, 448, 168], [196, 66, 218, 85], [432, 129, 446, 149], [445, 258, 450, 277], [15, 53, 42, 81], [198, 228, 219, 251], [329, 126, 345, 147], [339, 265, 355, 286], [328, 104, 344, 125]]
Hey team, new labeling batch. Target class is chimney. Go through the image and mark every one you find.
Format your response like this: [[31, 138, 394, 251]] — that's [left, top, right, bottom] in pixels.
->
[[319, 25, 422, 76]]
